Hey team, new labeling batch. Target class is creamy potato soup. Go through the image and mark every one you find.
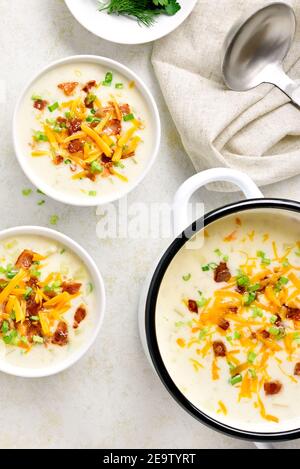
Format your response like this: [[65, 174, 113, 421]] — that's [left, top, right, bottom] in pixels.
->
[[0, 235, 96, 369], [16, 62, 153, 199], [156, 210, 300, 432]]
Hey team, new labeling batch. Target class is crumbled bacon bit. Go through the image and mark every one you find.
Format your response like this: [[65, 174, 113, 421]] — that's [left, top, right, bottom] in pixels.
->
[[84, 96, 95, 109], [250, 332, 257, 340], [19, 320, 42, 344], [82, 80, 97, 93], [26, 295, 40, 317], [53, 155, 64, 165], [286, 307, 300, 322], [274, 314, 283, 327], [62, 281, 82, 295], [68, 139, 83, 154], [188, 300, 198, 314], [15, 250, 34, 270], [228, 306, 238, 314], [58, 82, 78, 96], [261, 330, 270, 339], [294, 363, 300, 376], [264, 381, 282, 396], [73, 304, 87, 329], [52, 321, 68, 346], [95, 106, 114, 118], [213, 341, 227, 357], [236, 285, 246, 294], [102, 119, 121, 136], [56, 116, 67, 126], [214, 262, 231, 283], [218, 318, 230, 331], [66, 118, 82, 136], [33, 99, 48, 111], [119, 103, 130, 115]]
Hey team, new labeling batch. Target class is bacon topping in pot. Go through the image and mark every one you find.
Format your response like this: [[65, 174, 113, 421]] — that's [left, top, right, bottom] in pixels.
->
[[15, 250, 34, 270], [213, 341, 227, 357], [264, 381, 282, 396], [33, 99, 48, 111], [62, 281, 82, 295], [119, 103, 130, 115], [82, 80, 97, 93], [188, 300, 198, 314], [52, 321, 68, 346], [58, 82, 78, 96], [68, 139, 83, 154], [66, 118, 82, 136], [294, 363, 300, 376], [286, 307, 300, 322], [73, 304, 87, 329], [260, 330, 270, 339], [218, 318, 230, 331], [26, 295, 40, 317], [214, 262, 231, 283]]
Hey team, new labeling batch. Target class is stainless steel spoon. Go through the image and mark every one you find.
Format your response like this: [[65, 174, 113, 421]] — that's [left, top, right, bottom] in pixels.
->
[[222, 2, 300, 106]]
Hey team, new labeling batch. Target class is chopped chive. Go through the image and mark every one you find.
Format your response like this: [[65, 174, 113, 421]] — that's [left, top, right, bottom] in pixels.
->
[[102, 72, 113, 86], [90, 108, 96, 115], [252, 306, 263, 318], [201, 262, 218, 272], [3, 329, 19, 345], [86, 282, 94, 295], [182, 273, 191, 282], [115, 83, 124, 89], [64, 159, 72, 164], [38, 200, 45, 206], [60, 248, 66, 255], [48, 102, 59, 112], [247, 351, 257, 364], [269, 326, 280, 336], [270, 315, 277, 324], [175, 321, 184, 328], [32, 335, 44, 344], [30, 316, 40, 322], [33, 131, 48, 142], [248, 283, 260, 292], [233, 331, 241, 340], [1, 321, 9, 334], [24, 287, 33, 300], [37, 189, 45, 195], [85, 94, 97, 105], [123, 113, 135, 122], [31, 94, 43, 101], [243, 292, 256, 307], [223, 255, 229, 262], [214, 249, 222, 257], [226, 336, 232, 343], [49, 214, 59, 225], [90, 161, 103, 174], [88, 191, 97, 197], [282, 258, 290, 267], [22, 188, 32, 196], [230, 374, 242, 386]]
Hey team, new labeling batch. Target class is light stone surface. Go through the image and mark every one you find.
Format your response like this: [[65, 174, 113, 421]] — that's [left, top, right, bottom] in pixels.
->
[[0, 0, 299, 449]]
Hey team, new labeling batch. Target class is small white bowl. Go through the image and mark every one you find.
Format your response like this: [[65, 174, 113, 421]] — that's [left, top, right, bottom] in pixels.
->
[[0, 226, 106, 378], [65, 0, 198, 45], [13, 55, 161, 207]]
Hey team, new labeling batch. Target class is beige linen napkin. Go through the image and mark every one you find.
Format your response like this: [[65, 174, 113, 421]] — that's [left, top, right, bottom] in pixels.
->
[[152, 0, 300, 188]]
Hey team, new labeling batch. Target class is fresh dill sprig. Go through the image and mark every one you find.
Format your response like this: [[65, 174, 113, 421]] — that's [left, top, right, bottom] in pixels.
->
[[98, 0, 181, 27]]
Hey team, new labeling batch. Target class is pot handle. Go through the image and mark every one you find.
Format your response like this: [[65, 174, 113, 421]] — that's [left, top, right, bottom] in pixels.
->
[[173, 168, 263, 236]]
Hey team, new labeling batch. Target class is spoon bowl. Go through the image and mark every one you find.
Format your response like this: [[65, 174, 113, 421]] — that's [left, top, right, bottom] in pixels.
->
[[222, 2, 300, 105]]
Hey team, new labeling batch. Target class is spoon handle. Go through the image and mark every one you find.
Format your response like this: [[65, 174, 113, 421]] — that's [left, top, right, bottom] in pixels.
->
[[263, 63, 300, 107]]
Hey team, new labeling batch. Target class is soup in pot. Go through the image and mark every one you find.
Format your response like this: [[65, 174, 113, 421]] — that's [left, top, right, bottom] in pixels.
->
[[156, 210, 300, 432]]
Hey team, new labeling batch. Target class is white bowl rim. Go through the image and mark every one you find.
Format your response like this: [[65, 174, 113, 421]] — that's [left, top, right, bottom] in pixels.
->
[[13, 54, 161, 207], [0, 225, 106, 378], [64, 0, 198, 45]]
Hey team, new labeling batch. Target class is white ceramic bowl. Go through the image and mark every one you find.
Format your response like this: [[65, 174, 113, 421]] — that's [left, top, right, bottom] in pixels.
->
[[65, 0, 198, 45], [13, 55, 161, 207], [0, 226, 106, 378]]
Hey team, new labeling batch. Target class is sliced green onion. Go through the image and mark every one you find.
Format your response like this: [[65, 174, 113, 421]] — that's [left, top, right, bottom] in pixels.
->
[[49, 214, 59, 225], [88, 191, 97, 197], [115, 83, 124, 89], [230, 374, 242, 386], [247, 351, 257, 364], [22, 188, 32, 196], [90, 161, 103, 174], [86, 282, 94, 295], [24, 287, 33, 300], [38, 200, 45, 206], [48, 102, 59, 112], [123, 113, 135, 122], [243, 292, 256, 306], [30, 316, 40, 322], [1, 321, 9, 334], [32, 335, 44, 344], [233, 331, 241, 340], [182, 273, 191, 282], [102, 72, 113, 86], [33, 131, 48, 142]]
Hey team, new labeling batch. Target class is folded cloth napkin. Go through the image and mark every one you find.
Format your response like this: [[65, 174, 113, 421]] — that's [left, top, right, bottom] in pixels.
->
[[152, 0, 300, 189]]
